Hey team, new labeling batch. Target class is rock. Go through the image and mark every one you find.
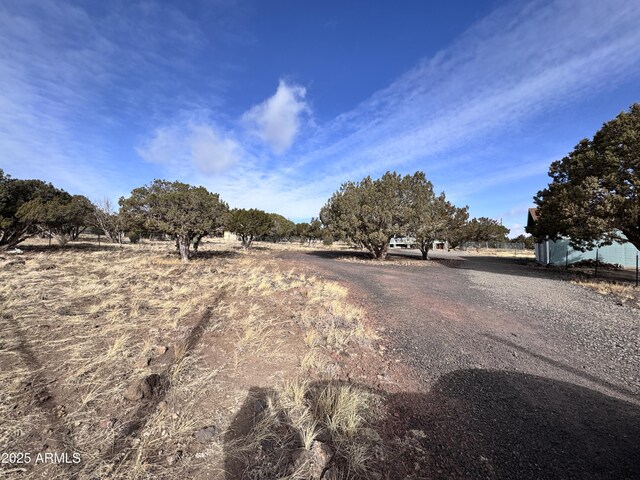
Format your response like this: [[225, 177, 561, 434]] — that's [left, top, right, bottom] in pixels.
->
[[148, 345, 175, 368], [322, 466, 340, 480], [362, 427, 382, 443], [135, 356, 151, 369], [292, 441, 333, 480], [99, 418, 114, 429], [194, 426, 217, 443], [166, 450, 183, 466], [154, 345, 169, 356], [124, 374, 168, 402]]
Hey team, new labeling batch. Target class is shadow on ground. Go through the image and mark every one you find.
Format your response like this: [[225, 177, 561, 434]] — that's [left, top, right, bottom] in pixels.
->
[[300, 248, 584, 283], [191, 249, 239, 260], [224, 370, 640, 479], [15, 242, 121, 253]]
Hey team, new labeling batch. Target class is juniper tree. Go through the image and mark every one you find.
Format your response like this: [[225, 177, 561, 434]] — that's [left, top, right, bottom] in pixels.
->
[[531, 104, 640, 251], [404, 172, 468, 259], [320, 172, 407, 260], [226, 208, 273, 248], [119, 180, 227, 262], [0, 170, 74, 249]]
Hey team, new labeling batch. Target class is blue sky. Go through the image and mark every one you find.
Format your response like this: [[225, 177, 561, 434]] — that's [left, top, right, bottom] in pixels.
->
[[2, 0, 640, 236]]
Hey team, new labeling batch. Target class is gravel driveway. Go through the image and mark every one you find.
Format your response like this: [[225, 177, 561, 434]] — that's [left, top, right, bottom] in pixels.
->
[[280, 249, 640, 479]]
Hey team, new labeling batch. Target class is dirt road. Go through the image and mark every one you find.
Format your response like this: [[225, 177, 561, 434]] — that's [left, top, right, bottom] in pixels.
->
[[281, 249, 640, 479]]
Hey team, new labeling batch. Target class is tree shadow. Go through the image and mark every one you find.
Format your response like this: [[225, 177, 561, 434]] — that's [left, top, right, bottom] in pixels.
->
[[17, 242, 120, 253], [192, 249, 240, 260], [303, 249, 373, 261], [224, 370, 640, 479]]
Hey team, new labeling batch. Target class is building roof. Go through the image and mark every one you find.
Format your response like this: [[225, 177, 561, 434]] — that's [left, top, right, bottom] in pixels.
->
[[528, 208, 539, 222]]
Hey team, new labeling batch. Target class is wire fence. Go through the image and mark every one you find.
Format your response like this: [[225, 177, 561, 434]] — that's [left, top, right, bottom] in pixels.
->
[[459, 241, 530, 251]]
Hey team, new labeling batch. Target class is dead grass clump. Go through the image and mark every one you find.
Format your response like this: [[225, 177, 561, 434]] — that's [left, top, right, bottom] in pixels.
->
[[300, 278, 377, 353], [237, 380, 383, 479], [571, 278, 640, 308]]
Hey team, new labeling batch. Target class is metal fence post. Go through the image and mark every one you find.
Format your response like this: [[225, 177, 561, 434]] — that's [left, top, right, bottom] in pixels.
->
[[594, 248, 599, 278], [636, 254, 639, 288]]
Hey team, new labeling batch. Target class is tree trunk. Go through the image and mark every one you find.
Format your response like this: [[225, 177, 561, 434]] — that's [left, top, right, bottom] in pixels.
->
[[373, 242, 389, 260], [420, 240, 430, 260], [192, 233, 204, 252], [0, 233, 29, 251], [177, 234, 190, 263]]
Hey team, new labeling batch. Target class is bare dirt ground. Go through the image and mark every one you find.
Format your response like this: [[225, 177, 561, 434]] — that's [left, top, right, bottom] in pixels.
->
[[278, 248, 640, 479]]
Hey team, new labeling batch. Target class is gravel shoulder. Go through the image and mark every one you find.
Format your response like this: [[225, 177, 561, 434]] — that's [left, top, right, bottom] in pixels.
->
[[280, 248, 640, 479]]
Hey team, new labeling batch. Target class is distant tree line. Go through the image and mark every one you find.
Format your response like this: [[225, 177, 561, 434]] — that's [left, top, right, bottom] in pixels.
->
[[6, 105, 635, 261], [0, 171, 325, 262]]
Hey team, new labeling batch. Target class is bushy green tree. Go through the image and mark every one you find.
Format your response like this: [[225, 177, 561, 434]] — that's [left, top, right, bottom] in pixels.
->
[[442, 207, 470, 250], [268, 213, 295, 242], [320, 172, 407, 259], [295, 218, 323, 245], [19, 193, 94, 244], [226, 208, 273, 249], [465, 217, 509, 244], [119, 180, 227, 262], [321, 171, 469, 259], [404, 172, 469, 259], [510, 234, 535, 249], [306, 217, 323, 244], [531, 104, 640, 251], [295, 222, 309, 239], [0, 170, 71, 250]]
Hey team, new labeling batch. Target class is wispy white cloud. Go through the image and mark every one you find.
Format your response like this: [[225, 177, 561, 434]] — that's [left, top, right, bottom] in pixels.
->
[[242, 80, 310, 154], [0, 0, 230, 199], [290, 0, 640, 198], [242, 0, 640, 219], [138, 122, 241, 175]]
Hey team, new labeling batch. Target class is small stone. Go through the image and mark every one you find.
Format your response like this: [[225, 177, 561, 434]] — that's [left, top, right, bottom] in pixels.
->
[[154, 345, 169, 356], [166, 450, 183, 466], [135, 356, 151, 368], [362, 427, 382, 443], [99, 418, 114, 429], [194, 426, 217, 443], [322, 466, 340, 480], [124, 374, 168, 402], [293, 441, 333, 480]]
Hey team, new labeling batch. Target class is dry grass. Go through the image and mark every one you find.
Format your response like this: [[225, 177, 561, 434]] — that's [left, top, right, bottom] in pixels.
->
[[571, 278, 640, 308], [236, 379, 383, 479], [0, 239, 378, 478], [461, 249, 535, 258], [337, 255, 440, 267]]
